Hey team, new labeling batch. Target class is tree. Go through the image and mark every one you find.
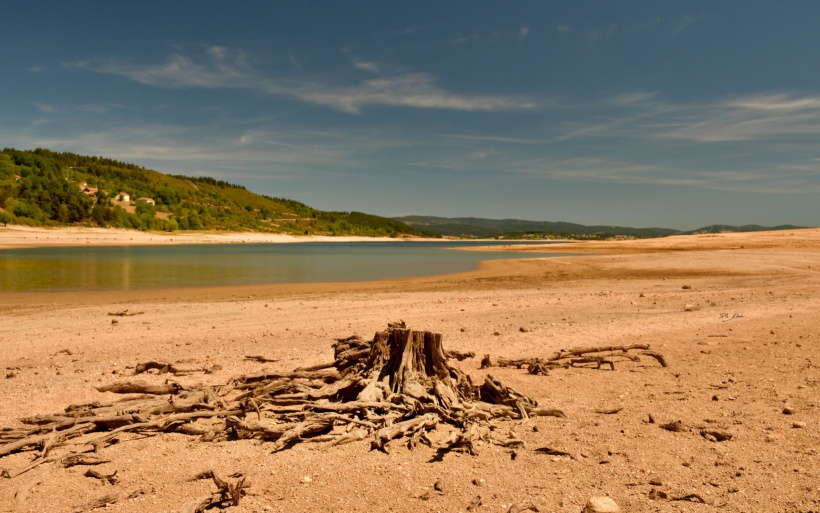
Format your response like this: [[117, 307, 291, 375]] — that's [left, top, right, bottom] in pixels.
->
[[56, 204, 70, 223], [91, 203, 107, 226], [0, 210, 13, 227], [186, 212, 202, 230], [155, 187, 179, 206]]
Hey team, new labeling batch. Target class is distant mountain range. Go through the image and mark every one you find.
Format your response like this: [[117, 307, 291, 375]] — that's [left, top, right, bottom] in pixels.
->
[[392, 216, 808, 239]]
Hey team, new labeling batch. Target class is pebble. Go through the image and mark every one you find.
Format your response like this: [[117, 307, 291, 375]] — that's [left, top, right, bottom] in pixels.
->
[[782, 407, 796, 415], [300, 476, 312, 484], [583, 497, 621, 513], [792, 421, 807, 429], [434, 479, 444, 493], [765, 433, 783, 442], [519, 326, 528, 333]]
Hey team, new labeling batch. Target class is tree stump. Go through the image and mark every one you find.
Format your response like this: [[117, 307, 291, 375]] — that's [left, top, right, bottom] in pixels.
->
[[357, 328, 467, 409]]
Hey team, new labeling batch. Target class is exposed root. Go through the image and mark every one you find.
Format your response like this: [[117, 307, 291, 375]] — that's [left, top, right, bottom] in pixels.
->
[[1, 323, 566, 480], [493, 343, 666, 372]]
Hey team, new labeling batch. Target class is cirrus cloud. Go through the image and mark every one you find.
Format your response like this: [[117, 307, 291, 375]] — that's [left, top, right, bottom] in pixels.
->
[[67, 46, 537, 114]]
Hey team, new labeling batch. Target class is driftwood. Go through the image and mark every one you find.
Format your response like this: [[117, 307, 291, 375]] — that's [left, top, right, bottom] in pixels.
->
[[71, 492, 122, 513], [84, 469, 119, 485], [492, 343, 667, 373], [96, 380, 182, 395], [14, 478, 40, 503], [594, 406, 624, 415], [672, 493, 714, 505], [0, 322, 571, 490], [134, 361, 215, 376], [444, 350, 476, 361], [700, 429, 733, 442], [181, 470, 250, 512], [244, 355, 280, 363], [107, 309, 144, 317]]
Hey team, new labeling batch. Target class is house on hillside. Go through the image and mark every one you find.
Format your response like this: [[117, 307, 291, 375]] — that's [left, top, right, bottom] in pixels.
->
[[117, 192, 130, 202], [14, 175, 21, 181], [82, 186, 98, 196], [136, 197, 155, 206]]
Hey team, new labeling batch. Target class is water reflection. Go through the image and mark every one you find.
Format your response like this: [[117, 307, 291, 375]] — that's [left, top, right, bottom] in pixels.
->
[[0, 241, 574, 292]]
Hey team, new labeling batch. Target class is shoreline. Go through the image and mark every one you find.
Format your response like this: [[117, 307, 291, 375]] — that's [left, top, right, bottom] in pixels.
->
[[3, 228, 819, 304], [0, 225, 447, 250]]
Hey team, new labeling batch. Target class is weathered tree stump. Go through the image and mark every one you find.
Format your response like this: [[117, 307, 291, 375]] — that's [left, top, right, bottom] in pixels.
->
[[0, 322, 566, 474]]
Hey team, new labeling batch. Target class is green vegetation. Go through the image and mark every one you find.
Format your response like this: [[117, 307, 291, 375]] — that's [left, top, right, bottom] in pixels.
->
[[0, 148, 439, 238]]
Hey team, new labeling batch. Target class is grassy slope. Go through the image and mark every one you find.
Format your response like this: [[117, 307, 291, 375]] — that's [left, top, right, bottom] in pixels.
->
[[0, 148, 438, 237]]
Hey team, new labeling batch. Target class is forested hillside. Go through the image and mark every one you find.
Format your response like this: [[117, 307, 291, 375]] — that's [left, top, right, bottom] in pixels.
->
[[393, 215, 681, 239], [394, 215, 807, 239], [0, 148, 437, 237]]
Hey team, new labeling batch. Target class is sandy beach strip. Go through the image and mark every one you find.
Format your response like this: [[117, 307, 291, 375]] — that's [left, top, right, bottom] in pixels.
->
[[0, 225, 419, 250]]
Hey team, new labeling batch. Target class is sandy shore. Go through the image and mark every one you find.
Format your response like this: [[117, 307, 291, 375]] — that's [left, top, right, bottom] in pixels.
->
[[0, 225, 418, 250], [1, 229, 819, 512]]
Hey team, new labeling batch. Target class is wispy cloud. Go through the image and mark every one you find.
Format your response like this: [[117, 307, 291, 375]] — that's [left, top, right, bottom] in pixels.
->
[[659, 93, 820, 142], [514, 157, 670, 184], [69, 46, 254, 89], [519, 26, 530, 41], [351, 58, 380, 73], [288, 54, 302, 72], [432, 90, 820, 194], [556, 18, 661, 43], [444, 134, 543, 145], [725, 94, 820, 112], [33, 102, 116, 115], [510, 155, 820, 193], [294, 73, 536, 113], [672, 14, 701, 35], [67, 47, 535, 114]]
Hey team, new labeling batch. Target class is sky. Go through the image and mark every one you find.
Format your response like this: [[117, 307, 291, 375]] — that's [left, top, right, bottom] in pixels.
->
[[2, 1, 820, 230]]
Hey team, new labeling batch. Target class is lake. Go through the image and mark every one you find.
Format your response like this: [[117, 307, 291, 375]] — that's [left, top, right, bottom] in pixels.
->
[[0, 240, 575, 292]]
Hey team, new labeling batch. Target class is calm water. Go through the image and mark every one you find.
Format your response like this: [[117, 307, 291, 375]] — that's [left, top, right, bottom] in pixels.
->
[[0, 240, 575, 292]]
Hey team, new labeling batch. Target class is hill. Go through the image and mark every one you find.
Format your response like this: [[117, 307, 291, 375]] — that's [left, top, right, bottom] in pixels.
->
[[0, 148, 438, 238], [393, 215, 680, 239], [393, 215, 809, 239], [684, 224, 806, 234]]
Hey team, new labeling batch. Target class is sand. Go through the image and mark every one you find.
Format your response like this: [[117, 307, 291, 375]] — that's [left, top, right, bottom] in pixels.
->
[[0, 225, 411, 251], [1, 228, 819, 512]]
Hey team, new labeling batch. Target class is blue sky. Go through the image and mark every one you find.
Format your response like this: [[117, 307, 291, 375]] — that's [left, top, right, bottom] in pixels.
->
[[2, 1, 820, 230]]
